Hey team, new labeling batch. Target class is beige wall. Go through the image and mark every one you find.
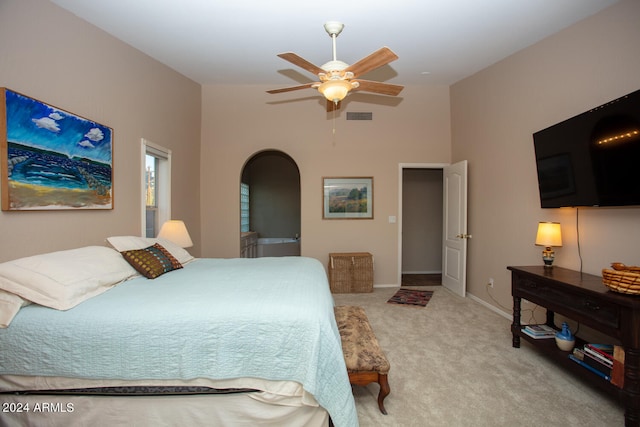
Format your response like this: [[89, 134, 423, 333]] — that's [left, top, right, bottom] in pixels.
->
[[200, 84, 451, 284], [451, 0, 640, 315], [0, 0, 202, 261]]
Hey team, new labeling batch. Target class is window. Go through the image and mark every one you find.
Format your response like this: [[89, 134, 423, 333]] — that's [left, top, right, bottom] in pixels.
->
[[142, 139, 171, 238], [240, 182, 250, 232]]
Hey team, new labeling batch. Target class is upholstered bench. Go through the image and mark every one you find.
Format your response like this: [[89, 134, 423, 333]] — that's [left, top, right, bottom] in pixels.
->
[[334, 305, 390, 414]]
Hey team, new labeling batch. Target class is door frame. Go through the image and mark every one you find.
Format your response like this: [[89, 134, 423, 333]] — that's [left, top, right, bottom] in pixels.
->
[[397, 163, 448, 287]]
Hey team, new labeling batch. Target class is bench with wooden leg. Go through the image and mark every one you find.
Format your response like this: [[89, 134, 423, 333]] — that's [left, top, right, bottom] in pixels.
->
[[334, 305, 390, 414]]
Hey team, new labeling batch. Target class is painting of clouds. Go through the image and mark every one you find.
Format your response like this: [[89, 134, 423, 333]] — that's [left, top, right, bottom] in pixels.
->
[[1, 88, 113, 210]]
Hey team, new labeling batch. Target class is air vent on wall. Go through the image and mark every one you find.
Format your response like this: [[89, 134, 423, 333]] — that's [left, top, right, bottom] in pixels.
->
[[346, 112, 373, 121]]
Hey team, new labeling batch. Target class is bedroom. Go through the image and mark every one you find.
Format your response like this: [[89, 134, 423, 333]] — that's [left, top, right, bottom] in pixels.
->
[[1, 0, 640, 425]]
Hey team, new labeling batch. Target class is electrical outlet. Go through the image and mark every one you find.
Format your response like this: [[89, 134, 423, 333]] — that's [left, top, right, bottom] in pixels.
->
[[488, 278, 494, 288]]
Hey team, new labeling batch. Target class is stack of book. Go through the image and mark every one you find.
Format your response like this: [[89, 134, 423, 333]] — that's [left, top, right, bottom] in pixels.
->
[[521, 324, 556, 339], [569, 343, 625, 388]]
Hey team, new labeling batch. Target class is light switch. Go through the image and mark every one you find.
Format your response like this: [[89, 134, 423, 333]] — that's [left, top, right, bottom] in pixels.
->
[[388, 216, 396, 224]]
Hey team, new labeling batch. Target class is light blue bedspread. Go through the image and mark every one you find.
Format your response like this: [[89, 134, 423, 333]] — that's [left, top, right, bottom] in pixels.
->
[[0, 257, 358, 427]]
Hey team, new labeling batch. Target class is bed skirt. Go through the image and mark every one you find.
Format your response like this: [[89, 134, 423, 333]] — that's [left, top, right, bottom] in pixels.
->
[[0, 393, 329, 427], [0, 375, 329, 427]]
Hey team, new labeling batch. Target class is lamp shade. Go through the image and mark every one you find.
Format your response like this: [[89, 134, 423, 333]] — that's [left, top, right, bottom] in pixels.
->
[[157, 220, 193, 248], [535, 222, 562, 247], [318, 80, 352, 102]]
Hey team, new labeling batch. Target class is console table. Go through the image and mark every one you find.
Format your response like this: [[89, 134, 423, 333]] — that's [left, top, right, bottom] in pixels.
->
[[508, 266, 640, 426]]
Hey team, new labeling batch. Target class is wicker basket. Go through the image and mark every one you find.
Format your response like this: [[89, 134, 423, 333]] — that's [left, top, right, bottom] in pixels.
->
[[602, 263, 640, 294], [328, 252, 373, 293]]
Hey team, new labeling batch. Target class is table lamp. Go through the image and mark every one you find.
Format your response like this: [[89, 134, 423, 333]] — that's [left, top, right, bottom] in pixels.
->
[[535, 222, 562, 268], [157, 220, 193, 248]]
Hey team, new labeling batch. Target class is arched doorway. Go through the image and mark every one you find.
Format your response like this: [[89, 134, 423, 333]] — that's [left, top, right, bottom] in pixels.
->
[[240, 150, 301, 257]]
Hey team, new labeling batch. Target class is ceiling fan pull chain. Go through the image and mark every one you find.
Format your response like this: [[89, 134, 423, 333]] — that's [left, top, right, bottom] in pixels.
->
[[332, 106, 339, 146]]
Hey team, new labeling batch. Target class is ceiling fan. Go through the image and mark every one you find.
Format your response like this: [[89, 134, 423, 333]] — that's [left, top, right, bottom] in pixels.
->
[[267, 21, 404, 112]]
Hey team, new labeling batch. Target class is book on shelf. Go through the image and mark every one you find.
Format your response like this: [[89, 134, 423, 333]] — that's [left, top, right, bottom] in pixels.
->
[[585, 343, 614, 360], [611, 345, 625, 389], [571, 344, 625, 388], [572, 348, 612, 376], [522, 324, 556, 339], [583, 345, 613, 368], [568, 354, 611, 381], [522, 328, 556, 339], [524, 324, 556, 335]]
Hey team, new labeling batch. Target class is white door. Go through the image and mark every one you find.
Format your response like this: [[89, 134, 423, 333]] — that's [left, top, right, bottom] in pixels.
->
[[442, 160, 469, 297]]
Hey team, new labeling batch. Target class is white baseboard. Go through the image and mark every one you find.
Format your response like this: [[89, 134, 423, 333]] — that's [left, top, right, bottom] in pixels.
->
[[467, 292, 512, 321], [372, 285, 513, 322]]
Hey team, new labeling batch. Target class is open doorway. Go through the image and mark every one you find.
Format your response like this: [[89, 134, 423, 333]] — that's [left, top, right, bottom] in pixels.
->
[[240, 150, 301, 257], [398, 161, 469, 295], [399, 165, 444, 286]]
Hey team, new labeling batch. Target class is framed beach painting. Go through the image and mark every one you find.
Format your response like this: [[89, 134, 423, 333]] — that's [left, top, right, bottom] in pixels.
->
[[323, 177, 373, 219], [1, 88, 113, 210]]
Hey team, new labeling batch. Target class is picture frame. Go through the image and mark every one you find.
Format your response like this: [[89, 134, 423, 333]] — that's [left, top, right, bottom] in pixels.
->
[[1, 88, 113, 211], [323, 177, 373, 219]]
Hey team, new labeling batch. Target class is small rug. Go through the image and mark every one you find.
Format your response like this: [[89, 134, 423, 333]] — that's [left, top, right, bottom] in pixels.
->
[[387, 289, 434, 307]]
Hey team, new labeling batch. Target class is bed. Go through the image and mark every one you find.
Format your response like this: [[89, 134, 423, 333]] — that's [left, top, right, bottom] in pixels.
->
[[0, 238, 358, 427]]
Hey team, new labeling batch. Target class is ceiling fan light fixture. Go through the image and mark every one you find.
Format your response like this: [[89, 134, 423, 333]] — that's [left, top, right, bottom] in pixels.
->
[[318, 80, 352, 102]]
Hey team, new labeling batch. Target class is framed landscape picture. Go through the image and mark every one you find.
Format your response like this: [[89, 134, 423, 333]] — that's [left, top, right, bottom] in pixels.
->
[[1, 88, 113, 210], [323, 177, 373, 219]]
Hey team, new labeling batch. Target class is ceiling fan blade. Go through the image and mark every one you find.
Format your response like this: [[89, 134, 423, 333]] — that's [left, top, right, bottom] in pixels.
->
[[352, 79, 404, 96], [266, 83, 316, 94], [343, 47, 399, 78], [326, 100, 341, 112], [277, 52, 325, 76]]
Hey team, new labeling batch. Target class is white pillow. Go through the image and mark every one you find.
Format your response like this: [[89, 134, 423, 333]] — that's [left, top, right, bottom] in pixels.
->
[[0, 246, 137, 311], [106, 236, 194, 265], [0, 289, 30, 328]]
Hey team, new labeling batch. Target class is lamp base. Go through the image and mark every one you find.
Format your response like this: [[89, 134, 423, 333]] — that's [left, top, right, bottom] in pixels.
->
[[542, 246, 555, 268]]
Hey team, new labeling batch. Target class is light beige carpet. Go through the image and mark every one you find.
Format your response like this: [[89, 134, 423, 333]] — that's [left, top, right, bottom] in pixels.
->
[[333, 287, 623, 427]]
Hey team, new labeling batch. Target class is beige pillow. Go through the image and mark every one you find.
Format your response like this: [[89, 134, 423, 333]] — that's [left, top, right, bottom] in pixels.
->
[[0, 289, 30, 328], [0, 246, 137, 311]]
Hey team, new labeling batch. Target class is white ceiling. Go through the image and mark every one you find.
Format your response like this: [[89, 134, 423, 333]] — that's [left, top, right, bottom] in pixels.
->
[[51, 0, 619, 87]]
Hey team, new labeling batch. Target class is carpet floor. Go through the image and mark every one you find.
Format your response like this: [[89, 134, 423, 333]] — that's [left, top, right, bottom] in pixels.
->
[[333, 287, 623, 426]]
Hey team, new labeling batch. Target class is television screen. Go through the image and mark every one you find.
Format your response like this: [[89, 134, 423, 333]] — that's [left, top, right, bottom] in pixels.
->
[[533, 89, 640, 208]]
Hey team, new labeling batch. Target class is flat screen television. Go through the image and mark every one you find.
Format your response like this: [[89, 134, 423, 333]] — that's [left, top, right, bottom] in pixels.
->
[[533, 89, 640, 208]]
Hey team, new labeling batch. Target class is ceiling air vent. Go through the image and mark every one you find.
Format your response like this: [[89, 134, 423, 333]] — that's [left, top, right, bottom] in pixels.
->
[[346, 112, 373, 121]]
